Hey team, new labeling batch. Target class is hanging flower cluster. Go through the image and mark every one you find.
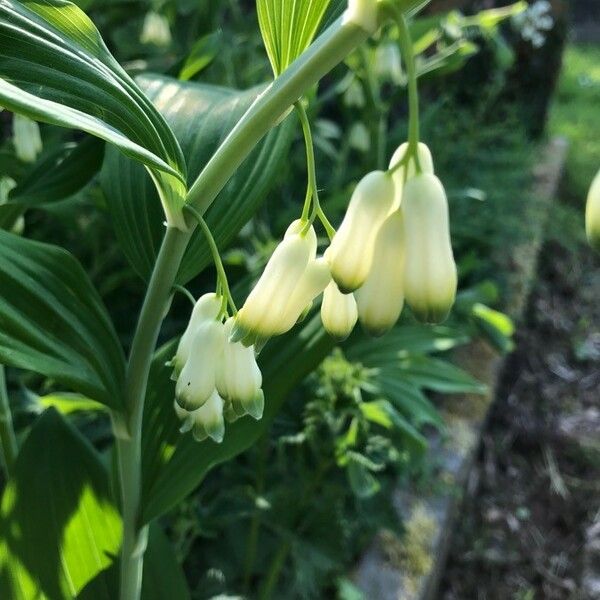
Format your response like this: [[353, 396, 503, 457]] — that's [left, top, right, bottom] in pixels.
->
[[171, 2, 458, 444], [172, 293, 264, 443]]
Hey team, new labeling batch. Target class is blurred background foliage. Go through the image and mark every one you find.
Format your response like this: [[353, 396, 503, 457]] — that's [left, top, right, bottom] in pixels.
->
[[0, 0, 572, 597]]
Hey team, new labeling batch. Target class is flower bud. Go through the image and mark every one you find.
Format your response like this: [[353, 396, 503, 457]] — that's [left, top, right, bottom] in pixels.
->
[[327, 171, 395, 293], [172, 293, 222, 373], [355, 210, 405, 336], [321, 282, 358, 341], [217, 319, 264, 420], [586, 168, 600, 253], [402, 174, 457, 324], [175, 320, 226, 411], [189, 389, 226, 444], [389, 142, 434, 209], [13, 115, 42, 163], [233, 232, 313, 343]]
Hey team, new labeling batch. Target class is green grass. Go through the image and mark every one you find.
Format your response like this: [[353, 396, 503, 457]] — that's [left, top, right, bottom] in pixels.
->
[[549, 44, 600, 201]]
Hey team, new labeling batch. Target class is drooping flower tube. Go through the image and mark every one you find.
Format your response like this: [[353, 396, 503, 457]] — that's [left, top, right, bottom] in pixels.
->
[[355, 210, 406, 336], [402, 173, 457, 324], [175, 319, 226, 411], [172, 293, 222, 374], [178, 390, 226, 444], [233, 221, 329, 346], [217, 318, 264, 420], [321, 281, 358, 341], [389, 142, 434, 209], [586, 168, 600, 253], [327, 171, 395, 293]]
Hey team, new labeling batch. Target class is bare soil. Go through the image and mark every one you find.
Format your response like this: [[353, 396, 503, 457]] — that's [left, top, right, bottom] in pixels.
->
[[439, 236, 600, 600]]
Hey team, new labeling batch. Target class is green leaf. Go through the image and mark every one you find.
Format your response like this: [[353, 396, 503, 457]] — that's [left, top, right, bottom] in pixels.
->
[[257, 0, 333, 76], [178, 31, 223, 81], [80, 524, 190, 600], [346, 454, 380, 498], [36, 392, 107, 415], [398, 356, 487, 395], [101, 75, 293, 283], [0, 0, 187, 224], [0, 230, 125, 409], [8, 137, 104, 206], [0, 409, 122, 600], [140, 316, 334, 524], [360, 399, 427, 453]]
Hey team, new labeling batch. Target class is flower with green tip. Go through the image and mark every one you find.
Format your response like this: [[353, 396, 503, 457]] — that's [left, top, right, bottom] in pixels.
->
[[402, 173, 457, 324], [355, 210, 405, 336], [321, 281, 358, 341], [217, 318, 264, 420], [232, 221, 329, 346], [586, 168, 600, 253], [327, 171, 395, 293]]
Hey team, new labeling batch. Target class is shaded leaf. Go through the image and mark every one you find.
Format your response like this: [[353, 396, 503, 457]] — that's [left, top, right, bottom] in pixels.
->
[[0, 409, 122, 600], [0, 0, 187, 223], [178, 31, 222, 81], [102, 75, 293, 283], [0, 230, 125, 408]]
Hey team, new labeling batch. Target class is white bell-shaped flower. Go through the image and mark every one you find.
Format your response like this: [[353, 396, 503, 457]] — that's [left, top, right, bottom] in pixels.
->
[[188, 389, 226, 443], [217, 319, 264, 420], [355, 210, 405, 336], [175, 320, 226, 411], [321, 281, 358, 341], [327, 171, 395, 293], [173, 293, 222, 374], [140, 11, 172, 47], [277, 257, 331, 334], [233, 222, 328, 346], [389, 142, 434, 209], [586, 168, 600, 253], [13, 115, 42, 163], [402, 174, 457, 324]]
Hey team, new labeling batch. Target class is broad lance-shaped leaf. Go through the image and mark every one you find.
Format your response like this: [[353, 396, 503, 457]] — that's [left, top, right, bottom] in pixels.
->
[[0, 409, 122, 599], [101, 75, 294, 283], [258, 0, 333, 76], [0, 408, 191, 600], [0, 0, 187, 226], [0, 229, 126, 409]]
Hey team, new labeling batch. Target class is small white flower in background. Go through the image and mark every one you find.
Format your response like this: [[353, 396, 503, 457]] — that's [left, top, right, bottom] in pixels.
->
[[512, 0, 554, 49], [402, 173, 458, 324], [217, 318, 264, 420], [389, 142, 435, 209], [140, 11, 172, 47], [586, 168, 600, 253], [343, 0, 379, 34], [348, 122, 371, 152], [344, 78, 366, 108], [375, 42, 403, 85], [355, 210, 406, 336], [321, 281, 358, 341], [0, 176, 17, 204], [233, 221, 330, 346], [13, 115, 42, 163], [327, 171, 395, 293]]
